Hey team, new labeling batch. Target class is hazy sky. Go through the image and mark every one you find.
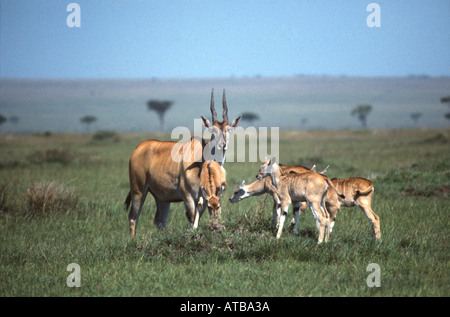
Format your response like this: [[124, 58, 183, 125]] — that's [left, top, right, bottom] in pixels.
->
[[1, 0, 449, 79]]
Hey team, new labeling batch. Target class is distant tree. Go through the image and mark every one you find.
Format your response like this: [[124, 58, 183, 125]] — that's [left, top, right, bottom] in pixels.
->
[[80, 115, 97, 133], [241, 112, 260, 124], [147, 100, 173, 132], [351, 104, 373, 129], [301, 118, 308, 128], [441, 96, 450, 120], [410, 112, 422, 126], [0, 114, 7, 126]]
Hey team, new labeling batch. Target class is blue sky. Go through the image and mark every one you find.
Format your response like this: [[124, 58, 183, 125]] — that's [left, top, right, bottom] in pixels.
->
[[1, 0, 449, 79]]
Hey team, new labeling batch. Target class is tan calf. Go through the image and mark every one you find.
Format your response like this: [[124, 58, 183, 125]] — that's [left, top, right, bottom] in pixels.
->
[[195, 160, 227, 227], [229, 165, 314, 225], [292, 177, 380, 240], [256, 157, 344, 243]]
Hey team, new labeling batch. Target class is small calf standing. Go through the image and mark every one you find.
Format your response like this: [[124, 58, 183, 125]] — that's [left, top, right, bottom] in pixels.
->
[[229, 164, 318, 226], [257, 157, 344, 243], [290, 177, 380, 240], [326, 177, 380, 240], [194, 160, 227, 227]]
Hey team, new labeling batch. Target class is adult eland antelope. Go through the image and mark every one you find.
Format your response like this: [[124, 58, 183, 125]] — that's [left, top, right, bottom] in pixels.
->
[[125, 89, 241, 238]]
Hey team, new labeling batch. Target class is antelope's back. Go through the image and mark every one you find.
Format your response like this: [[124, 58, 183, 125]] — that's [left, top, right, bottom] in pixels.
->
[[331, 177, 373, 198], [128, 140, 186, 201], [280, 165, 311, 175], [201, 160, 226, 190]]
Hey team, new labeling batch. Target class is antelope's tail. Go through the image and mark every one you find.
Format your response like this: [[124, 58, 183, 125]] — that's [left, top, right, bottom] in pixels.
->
[[124, 191, 131, 211], [325, 178, 345, 199], [356, 185, 374, 196]]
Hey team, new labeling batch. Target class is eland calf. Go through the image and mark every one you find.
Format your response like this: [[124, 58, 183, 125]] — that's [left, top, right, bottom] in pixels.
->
[[230, 165, 317, 226], [256, 157, 344, 243], [291, 177, 380, 240], [195, 160, 227, 227]]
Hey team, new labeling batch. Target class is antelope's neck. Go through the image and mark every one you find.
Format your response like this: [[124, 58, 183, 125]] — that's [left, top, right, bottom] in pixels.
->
[[248, 179, 266, 195], [270, 169, 281, 189]]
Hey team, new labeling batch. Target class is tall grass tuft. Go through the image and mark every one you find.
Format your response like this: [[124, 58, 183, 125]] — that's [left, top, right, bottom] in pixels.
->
[[25, 181, 79, 217], [0, 184, 14, 213]]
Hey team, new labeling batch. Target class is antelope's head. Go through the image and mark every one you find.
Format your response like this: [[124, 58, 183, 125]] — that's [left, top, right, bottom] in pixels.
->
[[201, 89, 241, 154], [229, 180, 250, 203], [256, 157, 279, 180], [200, 186, 223, 219]]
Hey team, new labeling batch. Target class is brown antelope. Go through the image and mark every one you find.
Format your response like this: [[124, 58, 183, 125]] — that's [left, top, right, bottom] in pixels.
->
[[125, 89, 241, 238], [229, 165, 319, 225], [290, 177, 380, 240], [256, 157, 344, 243], [195, 160, 227, 227]]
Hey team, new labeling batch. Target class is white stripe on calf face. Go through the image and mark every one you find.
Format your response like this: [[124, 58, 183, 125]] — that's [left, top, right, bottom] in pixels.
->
[[229, 186, 250, 203]]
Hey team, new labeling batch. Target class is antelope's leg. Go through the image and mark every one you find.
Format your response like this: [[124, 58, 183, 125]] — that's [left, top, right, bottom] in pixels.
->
[[321, 188, 330, 242], [290, 201, 307, 225], [292, 202, 300, 235], [356, 202, 381, 240], [307, 200, 320, 232], [272, 200, 279, 226], [276, 204, 289, 239], [326, 203, 339, 238], [321, 204, 330, 243], [128, 185, 148, 239], [309, 200, 326, 244], [154, 200, 171, 229], [193, 197, 205, 229], [183, 196, 197, 228]]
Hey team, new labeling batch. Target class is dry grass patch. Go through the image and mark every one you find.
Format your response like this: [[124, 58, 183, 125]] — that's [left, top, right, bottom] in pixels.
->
[[26, 181, 79, 217]]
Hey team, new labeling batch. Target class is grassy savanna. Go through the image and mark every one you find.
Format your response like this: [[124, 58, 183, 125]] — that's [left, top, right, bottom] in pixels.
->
[[0, 129, 449, 296]]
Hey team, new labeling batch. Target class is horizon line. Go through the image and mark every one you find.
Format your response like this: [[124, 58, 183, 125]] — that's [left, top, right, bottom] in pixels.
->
[[2, 74, 450, 81]]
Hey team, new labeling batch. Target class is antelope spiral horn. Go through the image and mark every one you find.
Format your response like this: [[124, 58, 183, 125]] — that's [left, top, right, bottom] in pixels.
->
[[210, 88, 217, 122], [222, 89, 229, 122]]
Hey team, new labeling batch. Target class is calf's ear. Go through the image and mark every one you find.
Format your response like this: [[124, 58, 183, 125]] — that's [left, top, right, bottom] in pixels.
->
[[200, 186, 208, 198]]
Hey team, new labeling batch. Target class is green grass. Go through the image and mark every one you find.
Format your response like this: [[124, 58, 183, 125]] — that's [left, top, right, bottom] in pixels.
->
[[0, 129, 449, 297]]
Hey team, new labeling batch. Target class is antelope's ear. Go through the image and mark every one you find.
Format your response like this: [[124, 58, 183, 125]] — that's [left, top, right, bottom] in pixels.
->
[[230, 115, 242, 128], [200, 186, 208, 198], [216, 186, 223, 197], [201, 115, 212, 129]]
